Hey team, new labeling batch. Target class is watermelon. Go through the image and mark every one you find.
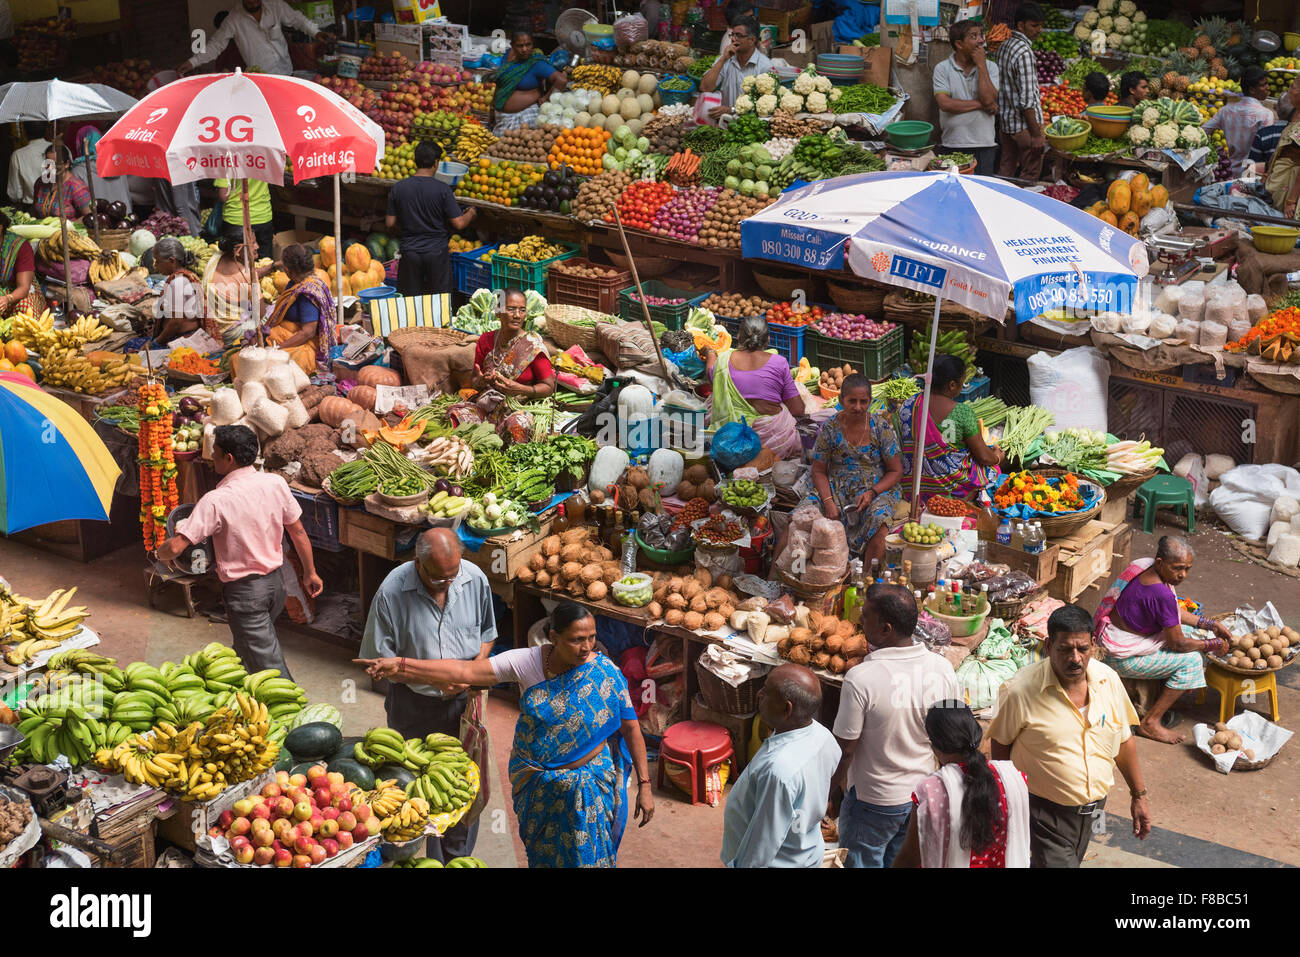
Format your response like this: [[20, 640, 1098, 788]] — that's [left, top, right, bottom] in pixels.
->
[[388, 238, 400, 258], [285, 703, 342, 732], [284, 721, 343, 762], [327, 756, 376, 790], [374, 763, 417, 789], [274, 749, 295, 773], [365, 233, 389, 260]]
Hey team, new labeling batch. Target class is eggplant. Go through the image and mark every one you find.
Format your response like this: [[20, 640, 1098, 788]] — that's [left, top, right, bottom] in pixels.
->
[[434, 478, 452, 494], [449, 485, 463, 498], [174, 415, 192, 427], [109, 200, 127, 221], [96, 197, 111, 214], [178, 396, 202, 415]]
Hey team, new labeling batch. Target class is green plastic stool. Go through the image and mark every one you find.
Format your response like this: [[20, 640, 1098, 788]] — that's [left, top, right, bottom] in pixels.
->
[[1133, 474, 1195, 534]]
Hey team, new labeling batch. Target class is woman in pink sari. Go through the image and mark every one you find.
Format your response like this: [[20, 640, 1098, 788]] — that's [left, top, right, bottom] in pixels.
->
[[1093, 535, 1232, 744]]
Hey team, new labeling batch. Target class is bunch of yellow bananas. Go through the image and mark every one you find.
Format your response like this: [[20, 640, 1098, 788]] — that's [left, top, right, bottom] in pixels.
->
[[39, 347, 141, 394], [570, 63, 623, 94], [379, 795, 431, 842], [369, 780, 407, 820], [1, 585, 89, 664], [496, 235, 567, 262], [36, 228, 101, 264], [88, 250, 129, 284], [94, 692, 278, 800], [455, 124, 497, 162]]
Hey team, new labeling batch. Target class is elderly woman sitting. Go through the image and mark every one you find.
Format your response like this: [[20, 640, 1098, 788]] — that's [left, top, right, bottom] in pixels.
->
[[1093, 535, 1232, 744]]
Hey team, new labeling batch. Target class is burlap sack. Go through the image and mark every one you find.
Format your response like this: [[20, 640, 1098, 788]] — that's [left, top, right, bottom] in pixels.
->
[[595, 320, 661, 374], [1235, 241, 1300, 302], [1089, 330, 1212, 372], [388, 327, 477, 395]]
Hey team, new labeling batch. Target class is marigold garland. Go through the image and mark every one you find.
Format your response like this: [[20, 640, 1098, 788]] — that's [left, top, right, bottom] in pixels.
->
[[137, 381, 179, 548]]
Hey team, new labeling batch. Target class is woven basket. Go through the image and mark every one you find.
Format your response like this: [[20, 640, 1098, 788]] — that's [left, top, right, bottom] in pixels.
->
[[1103, 468, 1157, 503], [694, 659, 764, 715], [605, 250, 674, 280], [96, 228, 131, 252], [826, 278, 887, 315], [386, 326, 473, 350], [883, 291, 999, 335], [1018, 468, 1107, 538], [545, 303, 618, 353], [990, 585, 1047, 622], [777, 567, 847, 599], [752, 267, 811, 301]]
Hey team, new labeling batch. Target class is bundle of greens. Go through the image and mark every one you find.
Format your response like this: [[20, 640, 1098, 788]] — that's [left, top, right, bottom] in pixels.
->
[[998, 405, 1056, 466], [1033, 427, 1111, 473]]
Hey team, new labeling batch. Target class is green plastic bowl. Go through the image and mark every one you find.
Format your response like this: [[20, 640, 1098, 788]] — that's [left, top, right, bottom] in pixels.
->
[[884, 120, 934, 150]]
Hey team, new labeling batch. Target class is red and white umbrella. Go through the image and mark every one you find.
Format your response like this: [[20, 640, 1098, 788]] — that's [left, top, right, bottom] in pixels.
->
[[96, 71, 385, 328], [96, 69, 384, 184]]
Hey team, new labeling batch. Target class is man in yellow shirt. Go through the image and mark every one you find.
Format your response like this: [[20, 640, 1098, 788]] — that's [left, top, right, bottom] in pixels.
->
[[214, 177, 274, 260], [990, 603, 1151, 868]]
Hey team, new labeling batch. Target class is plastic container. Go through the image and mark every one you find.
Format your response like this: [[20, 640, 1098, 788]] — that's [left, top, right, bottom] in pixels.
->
[[657, 74, 698, 106], [957, 374, 990, 401], [434, 161, 469, 187], [804, 324, 904, 381], [490, 242, 580, 294], [358, 284, 396, 304], [617, 280, 698, 331], [546, 258, 631, 315], [1044, 119, 1092, 152], [451, 244, 498, 296], [884, 120, 934, 149], [923, 593, 990, 638], [765, 320, 806, 365], [1082, 106, 1133, 139], [1250, 225, 1299, 255]]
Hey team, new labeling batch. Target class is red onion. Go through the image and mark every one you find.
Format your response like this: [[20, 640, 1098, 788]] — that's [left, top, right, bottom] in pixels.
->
[[811, 313, 896, 341]]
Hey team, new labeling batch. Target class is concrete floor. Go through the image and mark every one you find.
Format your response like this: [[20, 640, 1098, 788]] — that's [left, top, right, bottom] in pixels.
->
[[2, 505, 1297, 868]]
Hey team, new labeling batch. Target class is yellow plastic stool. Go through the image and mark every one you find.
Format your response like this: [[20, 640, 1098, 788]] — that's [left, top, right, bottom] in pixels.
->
[[1197, 661, 1280, 724]]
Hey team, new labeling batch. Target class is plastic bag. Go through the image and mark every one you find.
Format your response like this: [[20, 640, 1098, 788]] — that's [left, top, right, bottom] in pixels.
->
[[766, 593, 797, 624], [663, 344, 704, 380], [1173, 452, 1210, 507], [954, 627, 1021, 710], [1178, 292, 1205, 322], [711, 419, 762, 472], [983, 570, 1039, 602], [1027, 347, 1109, 432], [695, 543, 743, 580], [915, 610, 952, 650]]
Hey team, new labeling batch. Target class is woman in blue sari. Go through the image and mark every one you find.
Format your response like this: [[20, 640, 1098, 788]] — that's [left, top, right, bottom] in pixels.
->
[[357, 602, 655, 867]]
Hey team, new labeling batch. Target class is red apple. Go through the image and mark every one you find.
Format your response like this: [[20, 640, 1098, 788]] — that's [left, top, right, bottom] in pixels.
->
[[275, 770, 291, 787], [336, 831, 354, 850], [281, 825, 300, 846], [318, 818, 339, 838], [293, 800, 313, 822], [233, 798, 256, 817], [337, 811, 357, 832], [234, 843, 256, 865], [253, 846, 275, 866], [337, 795, 353, 813], [310, 813, 325, 830], [261, 782, 282, 800], [327, 772, 345, 787], [321, 838, 339, 858], [229, 816, 251, 837], [208, 826, 223, 839], [321, 807, 340, 821], [218, 809, 235, 829], [308, 844, 328, 865], [272, 818, 292, 839], [352, 819, 373, 840], [292, 854, 311, 868], [230, 835, 251, 851], [298, 820, 314, 839], [251, 803, 273, 821], [307, 765, 329, 786], [313, 787, 332, 808], [274, 848, 293, 867], [294, 836, 315, 855], [252, 827, 275, 848], [251, 816, 272, 833], [353, 803, 372, 823], [275, 797, 295, 819]]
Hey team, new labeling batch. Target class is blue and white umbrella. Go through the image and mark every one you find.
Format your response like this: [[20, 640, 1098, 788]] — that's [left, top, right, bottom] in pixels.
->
[[740, 170, 1150, 507]]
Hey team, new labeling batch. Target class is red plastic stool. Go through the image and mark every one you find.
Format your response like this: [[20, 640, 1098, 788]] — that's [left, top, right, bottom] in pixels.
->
[[656, 721, 734, 806]]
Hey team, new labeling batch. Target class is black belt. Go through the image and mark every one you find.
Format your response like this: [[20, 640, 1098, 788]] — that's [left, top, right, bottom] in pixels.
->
[[1030, 793, 1104, 816]]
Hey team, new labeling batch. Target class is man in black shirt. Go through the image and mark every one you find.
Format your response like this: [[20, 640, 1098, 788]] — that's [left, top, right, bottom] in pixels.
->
[[385, 141, 476, 296]]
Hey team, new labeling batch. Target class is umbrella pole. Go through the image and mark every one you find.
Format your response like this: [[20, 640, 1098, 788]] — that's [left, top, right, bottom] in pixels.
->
[[54, 121, 74, 317], [910, 294, 943, 517], [333, 173, 344, 328], [610, 205, 671, 384], [82, 141, 101, 248], [243, 179, 263, 346]]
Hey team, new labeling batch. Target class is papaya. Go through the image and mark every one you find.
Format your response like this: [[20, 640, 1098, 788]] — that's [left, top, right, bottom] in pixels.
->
[[318, 235, 336, 264], [1099, 210, 1119, 227], [1107, 179, 1131, 216], [272, 269, 290, 292], [1129, 172, 1150, 194], [344, 242, 372, 273], [1086, 201, 1108, 217], [369, 259, 386, 284], [350, 269, 373, 293], [1119, 211, 1140, 236], [1130, 189, 1152, 218], [1149, 184, 1169, 208], [313, 267, 330, 285]]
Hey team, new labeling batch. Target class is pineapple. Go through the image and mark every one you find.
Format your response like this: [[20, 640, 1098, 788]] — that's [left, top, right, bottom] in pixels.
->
[[1193, 35, 1212, 51], [1196, 16, 1230, 51], [1210, 58, 1227, 79], [1223, 55, 1242, 80], [1180, 46, 1199, 59], [1202, 45, 1217, 58], [1162, 70, 1180, 90], [1175, 75, 1190, 92]]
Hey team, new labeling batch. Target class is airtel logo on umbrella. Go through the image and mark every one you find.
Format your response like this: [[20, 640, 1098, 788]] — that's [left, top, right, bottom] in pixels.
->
[[146, 108, 168, 124]]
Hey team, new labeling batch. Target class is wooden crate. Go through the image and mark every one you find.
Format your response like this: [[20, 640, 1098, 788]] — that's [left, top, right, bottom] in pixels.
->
[[338, 507, 424, 560], [156, 771, 274, 851], [1048, 520, 1132, 603], [982, 540, 1061, 586], [1100, 492, 1131, 526]]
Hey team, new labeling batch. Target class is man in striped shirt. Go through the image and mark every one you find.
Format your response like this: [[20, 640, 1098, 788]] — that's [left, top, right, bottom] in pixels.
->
[[1249, 91, 1293, 170], [1204, 67, 1275, 166], [995, 3, 1046, 181]]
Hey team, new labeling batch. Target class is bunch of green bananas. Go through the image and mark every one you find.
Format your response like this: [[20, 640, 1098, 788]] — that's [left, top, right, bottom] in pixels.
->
[[909, 327, 977, 383], [446, 856, 487, 868], [15, 700, 131, 766], [405, 735, 476, 814], [182, 641, 248, 692], [245, 668, 308, 722], [353, 727, 440, 773], [393, 857, 445, 868]]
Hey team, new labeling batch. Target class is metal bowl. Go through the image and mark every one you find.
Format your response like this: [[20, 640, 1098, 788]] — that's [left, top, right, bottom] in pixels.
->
[[0, 725, 26, 761], [165, 503, 214, 576]]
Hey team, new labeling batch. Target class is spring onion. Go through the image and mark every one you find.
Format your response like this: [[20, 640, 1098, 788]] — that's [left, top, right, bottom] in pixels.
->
[[1105, 438, 1165, 475]]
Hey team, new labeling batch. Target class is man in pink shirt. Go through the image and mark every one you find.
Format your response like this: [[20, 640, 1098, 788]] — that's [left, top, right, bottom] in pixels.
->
[[157, 425, 323, 678], [1204, 66, 1276, 166]]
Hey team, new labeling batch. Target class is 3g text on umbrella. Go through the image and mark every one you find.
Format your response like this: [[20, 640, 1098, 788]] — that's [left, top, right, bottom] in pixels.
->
[[197, 115, 254, 143]]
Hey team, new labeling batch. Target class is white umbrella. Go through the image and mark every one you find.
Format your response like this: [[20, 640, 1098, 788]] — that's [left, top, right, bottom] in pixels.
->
[[0, 80, 139, 311]]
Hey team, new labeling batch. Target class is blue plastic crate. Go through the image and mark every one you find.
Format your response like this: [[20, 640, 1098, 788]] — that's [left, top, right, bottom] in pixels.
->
[[766, 320, 806, 365], [957, 374, 990, 401], [452, 244, 497, 297], [292, 490, 342, 552]]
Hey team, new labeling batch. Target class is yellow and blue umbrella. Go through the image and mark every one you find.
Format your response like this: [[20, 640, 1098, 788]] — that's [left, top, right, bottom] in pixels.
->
[[0, 372, 121, 533]]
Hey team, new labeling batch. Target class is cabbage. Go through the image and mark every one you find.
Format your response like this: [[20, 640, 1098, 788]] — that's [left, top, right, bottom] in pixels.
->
[[130, 228, 157, 258]]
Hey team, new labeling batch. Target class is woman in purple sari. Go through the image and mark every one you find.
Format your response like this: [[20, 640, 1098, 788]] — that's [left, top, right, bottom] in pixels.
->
[[358, 602, 655, 866]]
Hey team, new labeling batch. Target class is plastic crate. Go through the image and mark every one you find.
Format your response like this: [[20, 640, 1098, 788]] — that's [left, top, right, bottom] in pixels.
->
[[293, 489, 342, 552], [490, 242, 580, 294], [804, 325, 905, 382], [452, 244, 497, 296], [617, 280, 698, 331], [546, 259, 632, 315], [957, 373, 990, 401], [766, 320, 805, 365]]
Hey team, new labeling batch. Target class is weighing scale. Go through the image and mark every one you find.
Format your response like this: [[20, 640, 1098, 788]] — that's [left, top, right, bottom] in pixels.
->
[[1146, 227, 1235, 285]]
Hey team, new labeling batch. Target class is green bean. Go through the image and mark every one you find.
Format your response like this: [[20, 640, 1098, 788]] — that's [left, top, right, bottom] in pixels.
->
[[832, 83, 896, 115], [327, 459, 380, 498]]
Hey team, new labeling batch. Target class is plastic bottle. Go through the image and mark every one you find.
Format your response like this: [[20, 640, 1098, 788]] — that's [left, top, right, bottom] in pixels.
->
[[1023, 521, 1044, 555], [867, 559, 879, 585], [996, 517, 1012, 546], [1011, 522, 1025, 551], [843, 560, 865, 623]]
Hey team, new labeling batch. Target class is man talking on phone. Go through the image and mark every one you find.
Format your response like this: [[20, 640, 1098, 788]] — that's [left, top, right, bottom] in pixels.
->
[[699, 16, 772, 121]]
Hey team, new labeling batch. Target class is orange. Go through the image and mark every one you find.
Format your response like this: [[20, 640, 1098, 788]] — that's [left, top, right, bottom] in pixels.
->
[[13, 362, 34, 381]]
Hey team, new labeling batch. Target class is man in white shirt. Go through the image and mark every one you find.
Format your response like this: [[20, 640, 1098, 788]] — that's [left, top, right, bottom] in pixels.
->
[[933, 20, 1000, 176], [179, 0, 323, 76], [7, 123, 51, 206], [699, 16, 772, 120], [722, 664, 841, 868], [831, 584, 960, 868]]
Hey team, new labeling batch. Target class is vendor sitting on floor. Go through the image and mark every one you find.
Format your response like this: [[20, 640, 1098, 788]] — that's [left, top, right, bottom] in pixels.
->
[[811, 374, 904, 570], [1093, 535, 1232, 744], [257, 242, 336, 376], [0, 210, 45, 318], [151, 236, 203, 345], [470, 288, 556, 399], [704, 315, 805, 460], [894, 354, 1004, 509]]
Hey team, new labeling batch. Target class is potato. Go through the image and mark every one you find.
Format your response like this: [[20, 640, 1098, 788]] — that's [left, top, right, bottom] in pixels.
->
[[665, 609, 685, 626], [1227, 733, 1243, 750], [586, 581, 609, 601], [1259, 643, 1275, 658], [545, 554, 561, 575], [684, 611, 705, 630], [666, 593, 688, 611], [542, 535, 562, 557], [528, 553, 546, 572], [535, 570, 551, 588], [1213, 721, 1230, 732], [704, 612, 726, 631], [718, 603, 736, 620], [689, 595, 709, 613], [1239, 635, 1255, 649], [1212, 730, 1229, 745], [1244, 749, 1256, 761], [694, 567, 713, 587], [1267, 625, 1281, 639], [1211, 744, 1226, 754], [1228, 656, 1243, 668], [1267, 654, 1284, 668], [681, 580, 703, 600]]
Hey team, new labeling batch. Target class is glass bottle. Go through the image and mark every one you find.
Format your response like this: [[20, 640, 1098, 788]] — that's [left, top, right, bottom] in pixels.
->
[[867, 559, 880, 585], [551, 503, 570, 536]]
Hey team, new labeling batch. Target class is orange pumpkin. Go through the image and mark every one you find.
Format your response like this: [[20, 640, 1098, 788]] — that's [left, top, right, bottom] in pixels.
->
[[1119, 211, 1140, 236], [318, 396, 364, 428], [357, 364, 402, 388], [350, 385, 377, 410], [318, 236, 336, 264], [344, 243, 372, 272]]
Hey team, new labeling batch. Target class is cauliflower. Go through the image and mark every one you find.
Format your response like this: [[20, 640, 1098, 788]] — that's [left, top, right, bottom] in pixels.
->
[[754, 74, 777, 96], [1152, 122, 1178, 149], [1118, 0, 1136, 16], [734, 94, 756, 114], [1127, 124, 1151, 145], [1133, 10, 1146, 22], [1113, 14, 1130, 32], [1098, 15, 1113, 31], [1083, 9, 1099, 26], [829, 87, 842, 102], [792, 71, 815, 95], [1107, 31, 1123, 48], [814, 75, 833, 94], [742, 76, 757, 95], [1178, 125, 1206, 147], [755, 93, 778, 116], [1097, 0, 1116, 13], [1074, 23, 1093, 40], [1141, 107, 1160, 128], [780, 91, 804, 113], [805, 91, 828, 114]]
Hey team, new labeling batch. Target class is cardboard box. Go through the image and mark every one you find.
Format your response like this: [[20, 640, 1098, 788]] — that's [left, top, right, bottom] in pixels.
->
[[758, 3, 812, 43], [273, 229, 323, 260], [464, 518, 556, 582], [838, 44, 892, 87], [291, 1, 336, 27]]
